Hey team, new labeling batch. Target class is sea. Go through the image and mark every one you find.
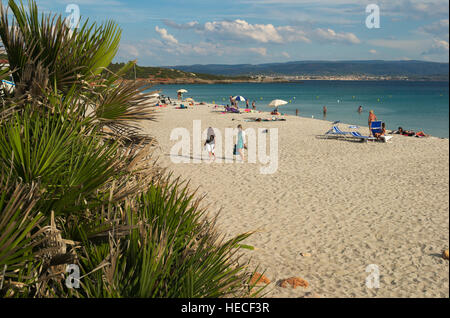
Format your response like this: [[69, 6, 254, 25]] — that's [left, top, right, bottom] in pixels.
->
[[149, 81, 449, 138]]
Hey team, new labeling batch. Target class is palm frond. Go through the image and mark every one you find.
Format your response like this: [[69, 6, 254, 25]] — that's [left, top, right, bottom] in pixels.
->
[[0, 169, 44, 296]]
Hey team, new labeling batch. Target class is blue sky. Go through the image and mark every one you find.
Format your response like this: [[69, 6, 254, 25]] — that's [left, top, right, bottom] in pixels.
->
[[4, 0, 450, 66]]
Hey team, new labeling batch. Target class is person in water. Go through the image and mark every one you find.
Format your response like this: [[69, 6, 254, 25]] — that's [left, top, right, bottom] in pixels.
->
[[358, 106, 363, 113]]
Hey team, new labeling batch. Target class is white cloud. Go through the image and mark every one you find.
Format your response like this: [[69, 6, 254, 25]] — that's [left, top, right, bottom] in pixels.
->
[[162, 20, 200, 30], [276, 26, 311, 43], [203, 19, 284, 43], [163, 19, 359, 46], [313, 28, 360, 44], [155, 26, 178, 45], [249, 47, 268, 56], [116, 42, 154, 61], [422, 39, 449, 55], [419, 19, 449, 39]]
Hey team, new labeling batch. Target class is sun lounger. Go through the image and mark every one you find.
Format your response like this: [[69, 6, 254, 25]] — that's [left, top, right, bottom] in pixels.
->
[[370, 121, 382, 136], [325, 126, 352, 138], [370, 121, 393, 142], [350, 131, 376, 141]]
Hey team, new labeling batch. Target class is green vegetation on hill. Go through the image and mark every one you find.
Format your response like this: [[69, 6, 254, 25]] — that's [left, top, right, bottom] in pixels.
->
[[108, 62, 251, 81]]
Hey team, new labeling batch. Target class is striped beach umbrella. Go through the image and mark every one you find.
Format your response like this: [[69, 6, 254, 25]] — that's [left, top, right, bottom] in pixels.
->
[[232, 95, 247, 102]]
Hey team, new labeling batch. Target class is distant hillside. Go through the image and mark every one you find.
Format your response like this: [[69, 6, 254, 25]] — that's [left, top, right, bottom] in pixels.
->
[[166, 60, 449, 79], [108, 62, 251, 81]]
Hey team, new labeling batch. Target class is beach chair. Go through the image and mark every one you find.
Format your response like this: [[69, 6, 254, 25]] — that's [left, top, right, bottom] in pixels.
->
[[370, 121, 382, 136], [350, 131, 376, 142], [369, 121, 393, 142], [324, 125, 352, 138]]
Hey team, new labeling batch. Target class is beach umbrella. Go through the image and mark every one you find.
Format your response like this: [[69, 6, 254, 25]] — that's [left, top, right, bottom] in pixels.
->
[[232, 95, 246, 107], [232, 95, 246, 102], [177, 89, 188, 93], [185, 98, 194, 102], [268, 99, 288, 107]]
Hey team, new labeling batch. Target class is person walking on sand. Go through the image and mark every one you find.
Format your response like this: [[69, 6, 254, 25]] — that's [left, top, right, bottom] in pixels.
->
[[236, 124, 246, 161], [368, 110, 377, 136], [205, 127, 216, 161]]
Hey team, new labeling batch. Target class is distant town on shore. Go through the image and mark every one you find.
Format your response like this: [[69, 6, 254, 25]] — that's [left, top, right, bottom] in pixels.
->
[[111, 60, 449, 84]]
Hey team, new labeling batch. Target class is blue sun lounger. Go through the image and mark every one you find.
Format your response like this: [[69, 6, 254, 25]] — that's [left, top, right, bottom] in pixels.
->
[[370, 121, 383, 136], [350, 131, 376, 141], [325, 125, 352, 138]]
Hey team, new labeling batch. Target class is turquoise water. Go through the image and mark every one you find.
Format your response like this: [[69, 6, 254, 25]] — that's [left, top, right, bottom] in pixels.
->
[[149, 81, 449, 138]]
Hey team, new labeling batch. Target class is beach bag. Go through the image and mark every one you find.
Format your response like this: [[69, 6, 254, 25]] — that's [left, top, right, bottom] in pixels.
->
[[233, 144, 238, 155]]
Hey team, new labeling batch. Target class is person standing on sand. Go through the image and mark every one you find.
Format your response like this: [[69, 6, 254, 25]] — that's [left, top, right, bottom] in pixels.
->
[[368, 110, 377, 136], [236, 125, 246, 161], [252, 100, 256, 110], [246, 100, 249, 109]]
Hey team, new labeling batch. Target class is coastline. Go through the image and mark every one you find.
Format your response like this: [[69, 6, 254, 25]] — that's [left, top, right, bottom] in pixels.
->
[[127, 77, 449, 85], [143, 99, 449, 298]]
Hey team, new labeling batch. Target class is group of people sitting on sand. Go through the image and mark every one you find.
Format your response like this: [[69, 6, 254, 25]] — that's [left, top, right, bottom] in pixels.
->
[[368, 110, 429, 139], [392, 127, 429, 137], [271, 107, 281, 116], [224, 104, 240, 113]]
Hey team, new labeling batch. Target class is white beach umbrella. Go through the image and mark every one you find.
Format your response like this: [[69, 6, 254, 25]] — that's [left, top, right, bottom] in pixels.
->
[[184, 98, 194, 102], [268, 99, 288, 107], [177, 89, 188, 93]]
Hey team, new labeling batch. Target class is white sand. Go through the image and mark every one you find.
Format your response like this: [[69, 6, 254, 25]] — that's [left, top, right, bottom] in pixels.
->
[[143, 101, 449, 298]]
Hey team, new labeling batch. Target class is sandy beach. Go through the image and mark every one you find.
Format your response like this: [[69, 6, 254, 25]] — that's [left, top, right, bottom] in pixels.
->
[[143, 101, 449, 298]]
